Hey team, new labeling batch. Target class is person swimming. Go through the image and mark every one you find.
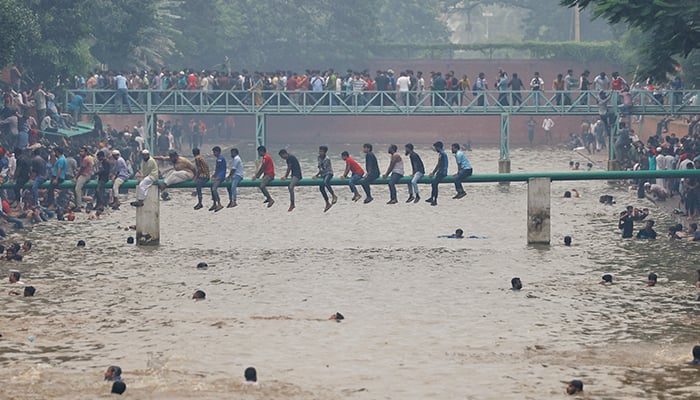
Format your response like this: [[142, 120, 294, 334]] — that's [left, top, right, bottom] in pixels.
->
[[196, 262, 208, 269], [439, 229, 464, 238], [9, 270, 20, 284], [511, 277, 523, 290], [192, 290, 206, 300], [329, 312, 345, 322], [23, 286, 35, 297], [566, 379, 583, 395], [244, 367, 258, 384], [564, 236, 572, 246], [601, 274, 613, 284], [77, 240, 86, 247], [104, 366, 122, 382], [647, 273, 658, 287]]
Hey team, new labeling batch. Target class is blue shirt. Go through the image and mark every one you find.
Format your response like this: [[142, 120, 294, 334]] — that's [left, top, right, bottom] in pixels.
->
[[454, 150, 472, 171], [115, 157, 129, 180], [18, 129, 28, 149], [214, 155, 227, 180], [69, 95, 83, 111], [53, 155, 67, 179]]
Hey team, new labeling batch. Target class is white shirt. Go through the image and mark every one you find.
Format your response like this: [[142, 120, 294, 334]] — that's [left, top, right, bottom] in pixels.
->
[[542, 118, 554, 130], [396, 76, 411, 92]]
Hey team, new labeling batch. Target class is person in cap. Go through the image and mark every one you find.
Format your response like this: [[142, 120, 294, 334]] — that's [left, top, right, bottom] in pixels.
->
[[566, 380, 583, 395], [131, 150, 158, 207], [153, 150, 196, 190], [111, 149, 129, 208]]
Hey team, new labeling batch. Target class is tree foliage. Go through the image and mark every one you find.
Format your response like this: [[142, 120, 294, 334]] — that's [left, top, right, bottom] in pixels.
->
[[561, 0, 700, 80], [0, 0, 40, 70]]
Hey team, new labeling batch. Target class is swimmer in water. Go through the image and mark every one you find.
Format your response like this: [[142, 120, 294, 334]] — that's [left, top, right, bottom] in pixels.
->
[[687, 345, 700, 365], [439, 229, 464, 238], [647, 273, 658, 287], [9, 270, 20, 283], [329, 312, 345, 322], [244, 367, 258, 384], [563, 189, 579, 198], [104, 366, 122, 381], [111, 381, 126, 395], [511, 277, 523, 290], [600, 274, 613, 284], [23, 286, 35, 296], [564, 236, 572, 246], [77, 240, 86, 247], [636, 220, 657, 239], [192, 290, 206, 300], [566, 380, 583, 395]]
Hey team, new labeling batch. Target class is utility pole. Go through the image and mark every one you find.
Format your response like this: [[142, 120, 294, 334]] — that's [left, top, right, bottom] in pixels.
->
[[574, 2, 581, 42]]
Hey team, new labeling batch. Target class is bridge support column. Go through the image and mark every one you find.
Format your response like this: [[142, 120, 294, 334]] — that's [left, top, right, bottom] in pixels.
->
[[136, 186, 160, 246], [499, 113, 511, 183], [527, 178, 550, 245], [145, 113, 156, 152], [255, 113, 266, 150]]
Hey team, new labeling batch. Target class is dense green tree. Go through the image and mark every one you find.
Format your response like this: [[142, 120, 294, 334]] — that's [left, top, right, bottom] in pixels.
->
[[561, 0, 700, 79], [0, 0, 40, 70], [19, 0, 94, 84]]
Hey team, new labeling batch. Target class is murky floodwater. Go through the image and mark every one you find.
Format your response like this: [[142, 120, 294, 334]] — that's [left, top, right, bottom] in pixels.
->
[[0, 145, 698, 399]]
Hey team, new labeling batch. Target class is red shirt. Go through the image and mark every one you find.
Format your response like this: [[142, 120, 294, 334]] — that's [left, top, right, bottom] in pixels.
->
[[261, 153, 274, 176], [345, 157, 364, 175], [2, 200, 10, 215]]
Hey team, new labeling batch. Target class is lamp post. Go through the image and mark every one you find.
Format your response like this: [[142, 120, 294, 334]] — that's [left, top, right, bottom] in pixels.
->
[[482, 12, 493, 40]]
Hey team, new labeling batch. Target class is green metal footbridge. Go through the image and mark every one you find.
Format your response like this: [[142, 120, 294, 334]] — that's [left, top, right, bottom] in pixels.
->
[[68, 89, 700, 171]]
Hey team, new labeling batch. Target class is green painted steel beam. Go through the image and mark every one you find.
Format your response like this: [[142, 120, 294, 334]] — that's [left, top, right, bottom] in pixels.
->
[[8, 169, 700, 190]]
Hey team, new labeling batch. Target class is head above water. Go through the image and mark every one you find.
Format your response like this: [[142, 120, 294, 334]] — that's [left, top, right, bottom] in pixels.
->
[[564, 191, 572, 198], [24, 286, 35, 296], [104, 365, 122, 381], [693, 345, 700, 361], [511, 277, 522, 290], [77, 240, 86, 247], [455, 229, 464, 238], [9, 270, 20, 283], [245, 367, 257, 382], [566, 380, 583, 395], [193, 290, 206, 300], [602, 274, 613, 283], [648, 273, 658, 286], [564, 236, 572, 246]]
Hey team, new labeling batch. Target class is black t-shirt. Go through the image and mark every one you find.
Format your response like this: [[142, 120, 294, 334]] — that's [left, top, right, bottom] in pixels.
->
[[31, 156, 46, 178], [409, 152, 425, 174], [15, 157, 30, 180], [97, 159, 111, 182], [375, 75, 390, 91], [286, 154, 302, 179], [365, 152, 379, 177]]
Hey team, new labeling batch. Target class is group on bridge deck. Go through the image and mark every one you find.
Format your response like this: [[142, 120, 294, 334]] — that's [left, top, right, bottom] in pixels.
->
[[57, 67, 699, 115]]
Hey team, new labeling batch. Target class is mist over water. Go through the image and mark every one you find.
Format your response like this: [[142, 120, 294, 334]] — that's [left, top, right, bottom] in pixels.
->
[[0, 146, 698, 399]]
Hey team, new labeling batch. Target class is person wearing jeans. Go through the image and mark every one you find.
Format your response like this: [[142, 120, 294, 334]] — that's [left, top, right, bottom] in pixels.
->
[[382, 144, 404, 204], [278, 149, 302, 212], [404, 143, 424, 203], [341, 151, 364, 202], [252, 146, 274, 208], [313, 146, 337, 212], [209, 146, 226, 212], [426, 141, 448, 206], [226, 148, 244, 208], [451, 143, 473, 199]]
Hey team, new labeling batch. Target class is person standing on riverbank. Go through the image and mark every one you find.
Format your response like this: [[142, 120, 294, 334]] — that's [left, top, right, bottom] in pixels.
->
[[252, 146, 275, 207], [312, 146, 336, 212], [426, 141, 448, 206], [361, 143, 379, 204], [209, 146, 226, 212], [279, 149, 302, 212], [382, 144, 403, 204]]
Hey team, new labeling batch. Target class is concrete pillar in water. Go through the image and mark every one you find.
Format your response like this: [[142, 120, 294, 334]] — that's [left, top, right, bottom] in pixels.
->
[[527, 177, 550, 245], [136, 186, 160, 246], [498, 159, 511, 185]]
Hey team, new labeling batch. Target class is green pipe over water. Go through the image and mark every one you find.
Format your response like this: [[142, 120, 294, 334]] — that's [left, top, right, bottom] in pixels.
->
[[5, 169, 700, 190]]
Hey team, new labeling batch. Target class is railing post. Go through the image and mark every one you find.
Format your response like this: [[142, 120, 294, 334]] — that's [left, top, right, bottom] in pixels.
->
[[527, 178, 550, 245], [255, 113, 266, 150], [499, 113, 511, 180], [136, 186, 160, 246]]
